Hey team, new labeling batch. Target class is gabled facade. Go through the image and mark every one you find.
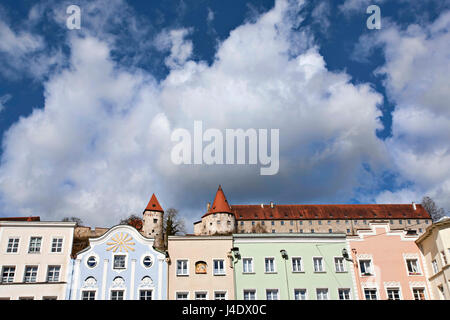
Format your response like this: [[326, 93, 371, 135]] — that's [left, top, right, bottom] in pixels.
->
[[348, 222, 431, 300], [232, 233, 355, 300], [68, 224, 168, 300], [0, 220, 76, 300]]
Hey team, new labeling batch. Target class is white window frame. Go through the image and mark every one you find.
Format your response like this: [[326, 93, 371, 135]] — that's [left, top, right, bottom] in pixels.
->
[[176, 259, 189, 276], [243, 289, 257, 300], [47, 265, 61, 282], [50, 237, 64, 253], [432, 259, 439, 274], [265, 289, 279, 300], [110, 289, 125, 300], [194, 291, 208, 300], [291, 257, 303, 273], [139, 289, 153, 300], [316, 288, 329, 300], [385, 287, 402, 300], [313, 257, 325, 273], [214, 291, 227, 300], [242, 258, 254, 274], [359, 259, 374, 276], [1, 266, 15, 283], [294, 288, 307, 300], [338, 288, 351, 300], [81, 290, 97, 300], [6, 237, 20, 254], [334, 257, 346, 273], [28, 237, 42, 254], [363, 288, 378, 300], [175, 291, 189, 300], [405, 258, 421, 275], [264, 257, 276, 273], [112, 254, 128, 270], [213, 259, 226, 276], [23, 266, 38, 283], [411, 287, 427, 300]]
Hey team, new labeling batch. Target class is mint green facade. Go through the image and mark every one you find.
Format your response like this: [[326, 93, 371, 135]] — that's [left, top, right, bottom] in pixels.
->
[[232, 233, 355, 300]]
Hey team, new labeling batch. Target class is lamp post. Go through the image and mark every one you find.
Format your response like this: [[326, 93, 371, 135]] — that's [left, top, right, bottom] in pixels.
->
[[280, 249, 290, 300], [231, 247, 240, 300]]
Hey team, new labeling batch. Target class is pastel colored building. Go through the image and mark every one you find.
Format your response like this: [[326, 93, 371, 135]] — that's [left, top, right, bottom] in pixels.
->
[[348, 222, 432, 300], [415, 217, 450, 300], [0, 219, 76, 300], [232, 233, 355, 300], [167, 235, 235, 300], [68, 224, 168, 300]]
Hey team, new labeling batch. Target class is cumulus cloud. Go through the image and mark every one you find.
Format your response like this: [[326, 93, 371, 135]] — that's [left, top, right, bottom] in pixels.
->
[[0, 0, 388, 229], [370, 11, 450, 210]]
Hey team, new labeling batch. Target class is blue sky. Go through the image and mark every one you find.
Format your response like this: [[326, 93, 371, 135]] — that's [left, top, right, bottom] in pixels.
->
[[0, 0, 448, 230]]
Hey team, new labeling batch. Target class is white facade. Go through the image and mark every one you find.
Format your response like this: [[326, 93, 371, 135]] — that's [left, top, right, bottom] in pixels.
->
[[0, 221, 76, 300]]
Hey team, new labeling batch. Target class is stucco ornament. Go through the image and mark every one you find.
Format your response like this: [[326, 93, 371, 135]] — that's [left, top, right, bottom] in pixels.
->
[[106, 232, 135, 252], [139, 276, 154, 289], [112, 276, 125, 288], [83, 277, 97, 288]]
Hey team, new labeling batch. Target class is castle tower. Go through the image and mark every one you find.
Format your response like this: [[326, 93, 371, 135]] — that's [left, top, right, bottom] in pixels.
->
[[142, 193, 164, 250], [197, 185, 236, 235]]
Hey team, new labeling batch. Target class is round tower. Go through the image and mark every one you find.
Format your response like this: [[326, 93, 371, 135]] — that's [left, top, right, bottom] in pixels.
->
[[142, 193, 164, 250], [200, 185, 236, 235]]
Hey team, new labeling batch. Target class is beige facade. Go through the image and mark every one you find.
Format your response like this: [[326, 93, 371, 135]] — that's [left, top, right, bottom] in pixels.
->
[[235, 218, 431, 236], [194, 213, 236, 235], [416, 218, 450, 300], [0, 221, 76, 300], [167, 236, 235, 300]]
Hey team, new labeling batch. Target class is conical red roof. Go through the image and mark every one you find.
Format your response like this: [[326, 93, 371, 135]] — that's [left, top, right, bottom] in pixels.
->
[[203, 185, 232, 217], [144, 193, 164, 212]]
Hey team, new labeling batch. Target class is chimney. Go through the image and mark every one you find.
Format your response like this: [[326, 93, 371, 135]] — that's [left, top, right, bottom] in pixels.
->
[[412, 202, 416, 210], [207, 202, 211, 211], [261, 204, 264, 208], [270, 201, 274, 209]]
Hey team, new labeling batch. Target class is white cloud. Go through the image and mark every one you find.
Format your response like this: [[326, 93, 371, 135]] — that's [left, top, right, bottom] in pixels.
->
[[0, 0, 388, 229], [373, 10, 450, 210]]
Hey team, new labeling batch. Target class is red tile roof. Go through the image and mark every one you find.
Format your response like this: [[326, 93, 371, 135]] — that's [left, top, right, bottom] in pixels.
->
[[231, 204, 431, 220], [0, 216, 41, 221], [202, 185, 232, 218], [144, 193, 164, 212]]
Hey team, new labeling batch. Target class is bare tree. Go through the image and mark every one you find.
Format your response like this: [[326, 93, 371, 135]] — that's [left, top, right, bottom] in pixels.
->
[[163, 208, 186, 249], [62, 217, 83, 226], [421, 196, 446, 222]]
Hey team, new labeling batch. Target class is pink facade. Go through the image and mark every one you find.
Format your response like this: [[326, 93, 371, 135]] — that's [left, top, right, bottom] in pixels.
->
[[348, 223, 431, 300]]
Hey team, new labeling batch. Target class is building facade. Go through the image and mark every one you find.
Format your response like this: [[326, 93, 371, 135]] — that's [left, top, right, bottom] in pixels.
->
[[69, 224, 168, 300], [167, 235, 235, 300], [415, 217, 450, 300], [0, 220, 76, 300], [194, 186, 432, 236], [348, 222, 431, 300], [232, 233, 355, 300]]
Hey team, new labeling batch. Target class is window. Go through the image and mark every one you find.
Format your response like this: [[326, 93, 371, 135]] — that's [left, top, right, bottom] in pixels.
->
[[335, 257, 345, 272], [311, 229, 315, 233], [243, 258, 253, 273], [413, 288, 425, 300], [113, 255, 126, 269], [313, 257, 324, 272], [87, 256, 97, 268], [280, 221, 284, 225], [318, 221, 322, 225], [24, 266, 38, 283], [240, 221, 244, 226], [251, 221, 255, 226], [176, 292, 188, 300], [243, 290, 256, 300], [28, 237, 41, 253], [265, 258, 275, 273], [432, 260, 439, 274], [294, 289, 307, 300], [111, 290, 124, 300], [290, 221, 294, 225], [82, 291, 96, 300], [143, 256, 153, 268], [309, 221, 312, 225], [43, 296, 57, 300], [300, 229, 303, 233], [364, 289, 378, 300], [363, 220, 367, 224], [390, 220, 393, 224], [140, 290, 152, 300], [213, 259, 225, 275], [316, 289, 328, 300], [359, 260, 373, 275], [327, 220, 331, 224], [338, 289, 351, 300], [406, 259, 420, 275], [408, 220, 411, 224], [195, 292, 207, 300], [266, 289, 279, 300], [328, 229, 332, 233], [441, 251, 448, 266], [399, 220, 402, 224], [1, 266, 15, 283], [214, 292, 226, 300], [271, 230, 276, 233], [346, 229, 351, 233], [7, 238, 19, 253], [177, 260, 188, 276], [387, 288, 401, 300], [271, 221, 275, 226], [47, 266, 61, 282], [292, 257, 303, 272], [51, 238, 63, 253]]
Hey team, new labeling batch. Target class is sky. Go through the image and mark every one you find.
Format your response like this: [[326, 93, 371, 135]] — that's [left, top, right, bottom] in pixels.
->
[[0, 0, 449, 232]]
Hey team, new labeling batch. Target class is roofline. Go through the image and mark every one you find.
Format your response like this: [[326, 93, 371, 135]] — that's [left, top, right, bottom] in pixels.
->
[[232, 232, 347, 239], [416, 217, 450, 244], [0, 221, 77, 227], [168, 235, 233, 240]]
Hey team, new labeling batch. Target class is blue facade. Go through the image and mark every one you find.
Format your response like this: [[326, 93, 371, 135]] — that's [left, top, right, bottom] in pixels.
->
[[68, 225, 167, 300]]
